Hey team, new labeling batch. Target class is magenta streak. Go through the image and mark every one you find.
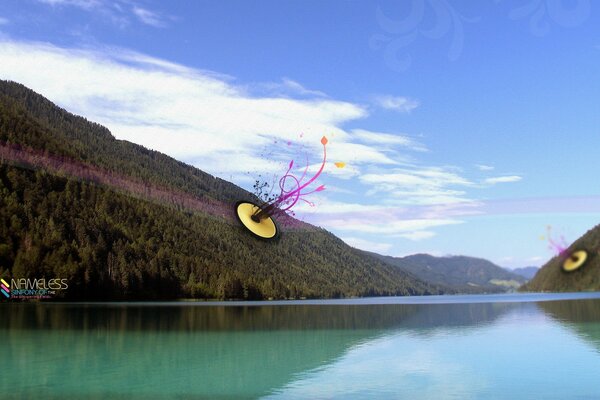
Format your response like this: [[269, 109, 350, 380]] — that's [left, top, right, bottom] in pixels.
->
[[298, 154, 309, 185], [547, 236, 568, 256], [300, 184, 325, 196], [300, 198, 315, 207], [276, 143, 326, 205], [0, 283, 9, 292], [278, 175, 301, 212], [0, 142, 236, 223]]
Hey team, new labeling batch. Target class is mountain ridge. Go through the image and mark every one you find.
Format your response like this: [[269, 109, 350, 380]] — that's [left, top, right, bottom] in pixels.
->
[[510, 266, 539, 280], [367, 252, 527, 293], [0, 80, 443, 300]]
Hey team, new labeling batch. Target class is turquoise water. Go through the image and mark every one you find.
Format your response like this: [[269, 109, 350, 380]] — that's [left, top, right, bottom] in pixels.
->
[[2, 293, 600, 399]]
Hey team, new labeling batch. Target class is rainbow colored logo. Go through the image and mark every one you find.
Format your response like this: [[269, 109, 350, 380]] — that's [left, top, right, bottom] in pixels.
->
[[1, 278, 10, 298]]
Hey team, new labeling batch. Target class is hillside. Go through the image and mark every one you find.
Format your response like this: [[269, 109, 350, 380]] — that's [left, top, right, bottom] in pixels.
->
[[522, 224, 600, 292], [0, 80, 442, 300], [371, 253, 526, 293], [511, 266, 539, 280]]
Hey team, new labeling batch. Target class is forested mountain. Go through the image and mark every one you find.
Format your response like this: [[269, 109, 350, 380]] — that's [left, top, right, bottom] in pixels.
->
[[369, 253, 527, 293], [522, 224, 600, 292], [511, 266, 539, 280], [0, 80, 247, 203], [0, 80, 442, 300]]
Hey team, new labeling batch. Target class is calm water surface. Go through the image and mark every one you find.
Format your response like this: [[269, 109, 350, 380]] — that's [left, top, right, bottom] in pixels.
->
[[2, 293, 600, 399]]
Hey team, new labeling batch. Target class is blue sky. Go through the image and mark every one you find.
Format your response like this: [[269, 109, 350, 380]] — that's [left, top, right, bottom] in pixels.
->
[[1, 0, 599, 268]]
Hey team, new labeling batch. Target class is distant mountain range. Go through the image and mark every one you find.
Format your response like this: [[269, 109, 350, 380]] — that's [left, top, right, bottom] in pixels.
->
[[522, 224, 600, 292], [510, 266, 539, 280], [368, 253, 527, 293]]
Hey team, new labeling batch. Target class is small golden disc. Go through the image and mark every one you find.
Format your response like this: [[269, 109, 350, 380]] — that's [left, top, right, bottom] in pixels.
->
[[562, 250, 588, 272], [235, 202, 278, 240]]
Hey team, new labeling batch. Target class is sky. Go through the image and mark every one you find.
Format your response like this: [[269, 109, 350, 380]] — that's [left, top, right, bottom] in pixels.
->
[[0, 0, 599, 268]]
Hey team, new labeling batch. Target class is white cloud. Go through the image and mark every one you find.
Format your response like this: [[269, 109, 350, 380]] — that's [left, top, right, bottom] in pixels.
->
[[247, 78, 327, 98], [132, 6, 166, 28], [36, 0, 101, 10], [484, 175, 522, 184], [361, 167, 474, 204], [396, 230, 436, 241], [352, 129, 427, 151], [362, 168, 473, 187], [289, 196, 466, 240], [35, 0, 169, 28], [0, 41, 376, 170], [325, 218, 463, 235], [498, 255, 545, 269], [280, 78, 326, 97], [341, 237, 393, 254], [476, 164, 494, 171], [375, 95, 419, 113]]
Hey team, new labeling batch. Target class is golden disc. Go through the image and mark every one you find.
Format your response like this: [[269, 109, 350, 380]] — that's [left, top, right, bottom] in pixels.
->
[[235, 202, 278, 239], [562, 250, 588, 272]]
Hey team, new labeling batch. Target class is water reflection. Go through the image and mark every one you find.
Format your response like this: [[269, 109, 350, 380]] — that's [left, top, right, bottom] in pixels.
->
[[1, 302, 516, 332], [265, 302, 600, 399], [1, 299, 600, 399], [540, 299, 600, 353]]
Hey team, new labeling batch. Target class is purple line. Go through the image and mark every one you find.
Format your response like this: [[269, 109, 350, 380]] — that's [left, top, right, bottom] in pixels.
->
[[0, 283, 9, 292]]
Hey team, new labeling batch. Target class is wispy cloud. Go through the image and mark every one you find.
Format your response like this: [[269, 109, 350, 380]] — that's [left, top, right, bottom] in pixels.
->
[[325, 217, 463, 235], [0, 39, 504, 243], [484, 175, 522, 184], [249, 78, 327, 98], [35, 0, 170, 28], [475, 164, 494, 171], [132, 6, 167, 28], [280, 78, 326, 97], [0, 17, 9, 26], [36, 0, 101, 10], [374, 95, 419, 113], [0, 40, 392, 184], [361, 167, 474, 205], [397, 230, 436, 241], [352, 129, 427, 151]]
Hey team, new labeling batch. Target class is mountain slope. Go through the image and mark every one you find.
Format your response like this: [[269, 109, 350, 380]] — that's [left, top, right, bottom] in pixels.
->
[[0, 80, 441, 300], [522, 224, 600, 292], [0, 80, 247, 204], [371, 253, 526, 293]]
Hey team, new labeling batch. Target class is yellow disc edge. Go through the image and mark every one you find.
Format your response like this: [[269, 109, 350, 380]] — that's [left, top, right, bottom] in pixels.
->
[[562, 250, 588, 272]]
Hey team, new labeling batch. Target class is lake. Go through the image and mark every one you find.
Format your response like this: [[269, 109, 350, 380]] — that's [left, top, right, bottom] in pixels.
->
[[2, 293, 600, 399]]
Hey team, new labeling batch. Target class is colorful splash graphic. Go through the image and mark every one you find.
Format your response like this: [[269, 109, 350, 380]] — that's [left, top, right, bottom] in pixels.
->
[[254, 136, 328, 220], [543, 226, 569, 257], [236, 136, 330, 240]]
